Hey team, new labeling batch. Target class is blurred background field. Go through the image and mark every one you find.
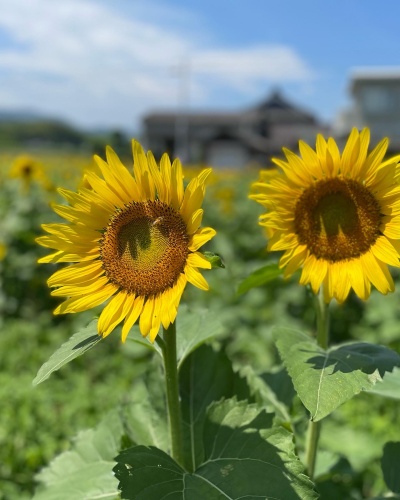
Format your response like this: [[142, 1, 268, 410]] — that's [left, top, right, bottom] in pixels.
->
[[1, 147, 400, 499]]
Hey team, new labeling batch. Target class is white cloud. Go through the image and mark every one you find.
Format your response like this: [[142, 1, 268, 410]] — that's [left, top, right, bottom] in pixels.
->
[[0, 0, 316, 131]]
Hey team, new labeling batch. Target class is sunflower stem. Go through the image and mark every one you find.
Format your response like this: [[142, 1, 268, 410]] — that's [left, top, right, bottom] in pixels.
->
[[159, 321, 186, 470], [305, 290, 330, 480]]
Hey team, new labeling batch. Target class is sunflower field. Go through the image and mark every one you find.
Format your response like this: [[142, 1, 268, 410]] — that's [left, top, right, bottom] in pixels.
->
[[1, 132, 400, 500]]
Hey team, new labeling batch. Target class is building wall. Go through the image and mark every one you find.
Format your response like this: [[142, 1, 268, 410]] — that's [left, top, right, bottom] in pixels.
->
[[351, 75, 400, 148]]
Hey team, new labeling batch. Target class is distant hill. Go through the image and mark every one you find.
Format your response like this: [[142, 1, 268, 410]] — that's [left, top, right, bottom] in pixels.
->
[[0, 109, 47, 123], [0, 118, 87, 148], [0, 111, 134, 158]]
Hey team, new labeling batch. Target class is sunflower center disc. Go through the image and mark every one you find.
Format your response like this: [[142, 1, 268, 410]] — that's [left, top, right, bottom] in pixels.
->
[[22, 165, 33, 177], [294, 177, 382, 261], [100, 200, 189, 296]]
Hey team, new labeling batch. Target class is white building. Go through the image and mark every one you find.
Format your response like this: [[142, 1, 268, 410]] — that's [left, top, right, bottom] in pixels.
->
[[335, 67, 400, 150]]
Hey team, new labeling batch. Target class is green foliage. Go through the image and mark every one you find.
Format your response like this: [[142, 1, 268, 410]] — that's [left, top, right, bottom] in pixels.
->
[[2, 152, 400, 499], [120, 369, 169, 452], [129, 304, 226, 369], [33, 410, 122, 499], [367, 365, 400, 399], [274, 326, 400, 421], [115, 399, 317, 500], [179, 345, 251, 470], [237, 262, 283, 295], [33, 320, 101, 385], [381, 442, 400, 494]]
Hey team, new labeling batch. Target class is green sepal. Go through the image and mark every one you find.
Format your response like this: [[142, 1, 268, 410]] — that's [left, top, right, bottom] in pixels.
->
[[203, 251, 225, 268]]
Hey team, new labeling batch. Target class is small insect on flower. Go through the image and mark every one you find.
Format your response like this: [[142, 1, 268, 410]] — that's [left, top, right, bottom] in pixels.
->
[[37, 141, 216, 342], [250, 128, 400, 303]]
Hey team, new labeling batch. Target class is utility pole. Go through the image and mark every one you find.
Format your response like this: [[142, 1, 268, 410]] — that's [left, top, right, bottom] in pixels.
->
[[171, 60, 191, 163]]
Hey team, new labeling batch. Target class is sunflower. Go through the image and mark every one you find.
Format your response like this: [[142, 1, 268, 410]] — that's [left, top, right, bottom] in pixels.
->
[[9, 155, 51, 190], [37, 141, 216, 342], [250, 128, 400, 303]]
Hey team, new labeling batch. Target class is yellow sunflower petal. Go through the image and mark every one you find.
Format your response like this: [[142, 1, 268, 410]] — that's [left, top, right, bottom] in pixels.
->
[[94, 154, 131, 205], [188, 227, 216, 251], [186, 209, 204, 235], [98, 292, 129, 337], [139, 297, 155, 338], [121, 295, 145, 342], [327, 137, 341, 177], [281, 249, 307, 278], [148, 297, 162, 343], [160, 274, 186, 327], [347, 258, 368, 300], [54, 284, 116, 314], [185, 265, 209, 291], [361, 252, 394, 295], [371, 236, 400, 267], [132, 141, 155, 201], [146, 151, 166, 202], [180, 185, 206, 225], [364, 137, 389, 183], [300, 254, 327, 294], [171, 158, 184, 210], [48, 261, 104, 287], [159, 153, 172, 204], [186, 252, 212, 269], [341, 128, 360, 177], [106, 146, 142, 201], [299, 140, 323, 178], [51, 276, 110, 297]]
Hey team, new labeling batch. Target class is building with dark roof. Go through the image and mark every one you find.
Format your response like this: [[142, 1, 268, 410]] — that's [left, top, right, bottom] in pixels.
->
[[142, 90, 325, 168]]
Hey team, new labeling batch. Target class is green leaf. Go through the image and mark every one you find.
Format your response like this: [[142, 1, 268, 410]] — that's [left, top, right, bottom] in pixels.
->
[[114, 447, 184, 499], [121, 366, 169, 452], [128, 305, 226, 369], [114, 399, 317, 500], [381, 441, 400, 493], [237, 263, 283, 295], [259, 366, 296, 409], [273, 327, 400, 421], [203, 251, 225, 268], [179, 345, 251, 471], [239, 366, 292, 422], [202, 399, 317, 499], [175, 305, 226, 369], [368, 366, 400, 399], [32, 320, 101, 386], [33, 410, 123, 499]]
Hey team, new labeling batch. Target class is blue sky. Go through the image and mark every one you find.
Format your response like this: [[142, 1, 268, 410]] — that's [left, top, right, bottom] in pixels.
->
[[0, 0, 399, 132]]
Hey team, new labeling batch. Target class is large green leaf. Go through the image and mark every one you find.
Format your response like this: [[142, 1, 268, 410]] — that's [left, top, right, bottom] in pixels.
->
[[273, 327, 400, 421], [237, 262, 283, 295], [179, 344, 251, 471], [32, 320, 101, 385], [114, 399, 317, 500], [33, 410, 123, 499], [129, 305, 226, 369], [239, 365, 292, 422], [121, 365, 169, 452], [381, 441, 400, 494]]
